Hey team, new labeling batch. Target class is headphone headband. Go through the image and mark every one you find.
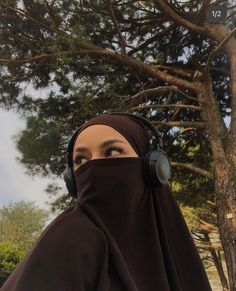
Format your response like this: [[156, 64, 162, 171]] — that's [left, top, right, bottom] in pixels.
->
[[108, 112, 163, 148]]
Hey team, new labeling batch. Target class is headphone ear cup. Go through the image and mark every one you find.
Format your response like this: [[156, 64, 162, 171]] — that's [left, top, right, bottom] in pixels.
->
[[63, 167, 77, 198], [143, 150, 171, 186]]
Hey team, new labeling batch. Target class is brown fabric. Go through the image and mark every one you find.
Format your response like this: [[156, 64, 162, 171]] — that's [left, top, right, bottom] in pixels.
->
[[75, 114, 151, 157], [1, 114, 212, 291]]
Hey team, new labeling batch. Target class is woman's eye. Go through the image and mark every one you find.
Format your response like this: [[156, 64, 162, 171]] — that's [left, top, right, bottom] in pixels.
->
[[74, 156, 87, 166], [73, 147, 124, 167], [105, 147, 123, 156]]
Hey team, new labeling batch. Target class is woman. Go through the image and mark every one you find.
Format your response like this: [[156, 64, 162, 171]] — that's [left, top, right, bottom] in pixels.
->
[[1, 113, 212, 291]]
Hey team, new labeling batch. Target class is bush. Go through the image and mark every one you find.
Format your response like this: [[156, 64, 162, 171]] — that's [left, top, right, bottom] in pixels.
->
[[0, 241, 24, 287]]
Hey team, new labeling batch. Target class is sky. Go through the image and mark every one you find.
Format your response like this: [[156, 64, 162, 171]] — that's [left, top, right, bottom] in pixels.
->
[[0, 108, 64, 221]]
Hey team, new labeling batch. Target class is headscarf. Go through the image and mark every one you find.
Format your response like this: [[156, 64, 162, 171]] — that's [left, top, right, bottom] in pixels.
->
[[1, 114, 212, 291], [74, 113, 151, 157]]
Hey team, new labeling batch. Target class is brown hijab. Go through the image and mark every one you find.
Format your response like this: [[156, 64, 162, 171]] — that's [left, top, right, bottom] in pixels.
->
[[1, 114, 212, 291]]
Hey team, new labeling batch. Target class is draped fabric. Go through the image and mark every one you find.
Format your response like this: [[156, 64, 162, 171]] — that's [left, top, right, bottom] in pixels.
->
[[1, 114, 212, 291]]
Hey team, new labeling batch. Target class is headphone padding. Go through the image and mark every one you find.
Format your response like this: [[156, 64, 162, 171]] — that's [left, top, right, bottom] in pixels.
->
[[143, 150, 171, 186], [63, 167, 77, 198]]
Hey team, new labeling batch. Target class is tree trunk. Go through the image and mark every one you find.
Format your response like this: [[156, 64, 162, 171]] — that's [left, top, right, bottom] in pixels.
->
[[204, 232, 229, 290], [218, 250, 229, 291], [215, 170, 236, 291], [198, 77, 236, 291]]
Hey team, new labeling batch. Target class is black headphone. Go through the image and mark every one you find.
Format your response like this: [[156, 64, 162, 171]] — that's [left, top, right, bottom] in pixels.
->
[[63, 112, 171, 198]]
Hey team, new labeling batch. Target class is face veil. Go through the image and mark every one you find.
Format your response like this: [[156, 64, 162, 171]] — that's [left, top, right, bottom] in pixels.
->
[[1, 114, 212, 291]]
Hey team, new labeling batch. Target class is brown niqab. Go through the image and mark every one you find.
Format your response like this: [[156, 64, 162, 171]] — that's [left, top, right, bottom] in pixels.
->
[[1, 114, 212, 291]]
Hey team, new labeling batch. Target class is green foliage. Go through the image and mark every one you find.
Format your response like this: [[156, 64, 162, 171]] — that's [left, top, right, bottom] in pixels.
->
[[0, 0, 235, 212], [179, 203, 201, 232], [45, 182, 75, 213], [14, 115, 64, 177], [0, 201, 49, 253], [0, 241, 24, 286]]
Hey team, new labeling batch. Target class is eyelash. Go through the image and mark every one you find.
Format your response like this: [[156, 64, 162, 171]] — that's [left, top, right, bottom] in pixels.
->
[[74, 146, 124, 165]]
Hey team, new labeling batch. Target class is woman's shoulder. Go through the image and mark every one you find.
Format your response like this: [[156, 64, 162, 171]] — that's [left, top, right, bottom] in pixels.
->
[[1, 202, 108, 291], [34, 202, 107, 252]]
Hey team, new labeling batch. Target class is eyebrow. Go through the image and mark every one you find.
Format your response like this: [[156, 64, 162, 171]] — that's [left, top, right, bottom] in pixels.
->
[[74, 139, 126, 153]]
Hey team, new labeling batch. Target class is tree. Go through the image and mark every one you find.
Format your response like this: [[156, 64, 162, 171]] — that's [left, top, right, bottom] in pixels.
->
[[0, 200, 49, 253], [0, 0, 236, 289], [172, 167, 228, 290], [180, 200, 229, 290], [0, 242, 23, 287]]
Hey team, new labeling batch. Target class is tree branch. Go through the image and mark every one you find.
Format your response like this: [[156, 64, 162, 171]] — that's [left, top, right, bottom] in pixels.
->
[[0, 47, 201, 93], [0, 3, 59, 33], [171, 162, 213, 179], [202, 27, 236, 81], [150, 63, 230, 76], [153, 65, 193, 79], [128, 86, 205, 104], [0, 28, 40, 54], [153, 121, 206, 128], [209, 66, 230, 75], [153, 0, 207, 34], [151, 2, 236, 138], [127, 23, 175, 56], [129, 103, 204, 111], [106, 0, 126, 54], [198, 0, 211, 24], [0, 3, 203, 94], [176, 127, 197, 136]]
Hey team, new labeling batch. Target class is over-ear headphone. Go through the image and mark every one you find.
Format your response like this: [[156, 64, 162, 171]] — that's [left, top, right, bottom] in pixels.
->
[[63, 112, 171, 198]]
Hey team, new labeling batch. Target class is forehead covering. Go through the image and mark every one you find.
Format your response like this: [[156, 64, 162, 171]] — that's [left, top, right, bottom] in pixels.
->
[[74, 114, 150, 157]]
